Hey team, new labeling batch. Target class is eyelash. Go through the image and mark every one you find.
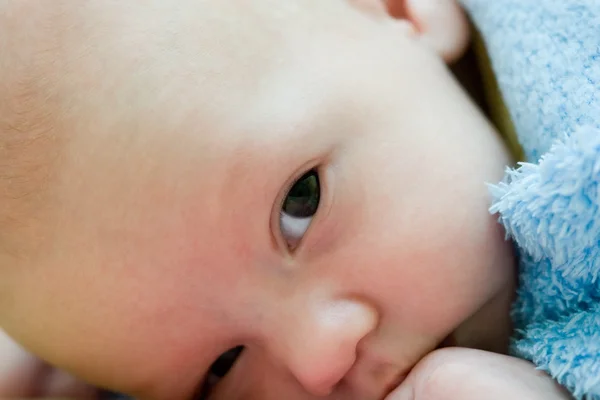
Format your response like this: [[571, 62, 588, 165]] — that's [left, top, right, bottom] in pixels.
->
[[196, 346, 245, 399]]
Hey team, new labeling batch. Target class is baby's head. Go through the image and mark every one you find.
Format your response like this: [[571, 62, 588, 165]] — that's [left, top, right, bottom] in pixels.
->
[[0, 0, 515, 399]]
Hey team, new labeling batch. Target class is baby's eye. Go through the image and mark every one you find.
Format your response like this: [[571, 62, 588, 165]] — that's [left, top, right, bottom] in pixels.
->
[[280, 169, 320, 249], [198, 346, 244, 399]]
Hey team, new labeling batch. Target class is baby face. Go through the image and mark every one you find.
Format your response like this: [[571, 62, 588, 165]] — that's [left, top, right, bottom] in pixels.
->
[[0, 1, 515, 399]]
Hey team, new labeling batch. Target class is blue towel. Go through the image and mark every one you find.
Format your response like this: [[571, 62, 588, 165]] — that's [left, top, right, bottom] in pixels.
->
[[459, 1, 600, 398]]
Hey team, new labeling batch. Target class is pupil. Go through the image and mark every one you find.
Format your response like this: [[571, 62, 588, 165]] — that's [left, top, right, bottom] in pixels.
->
[[210, 346, 244, 378], [283, 170, 320, 218]]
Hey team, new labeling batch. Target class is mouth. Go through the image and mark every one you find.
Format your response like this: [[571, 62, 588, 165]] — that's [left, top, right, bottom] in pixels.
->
[[436, 334, 457, 349], [381, 370, 408, 400], [381, 334, 456, 399]]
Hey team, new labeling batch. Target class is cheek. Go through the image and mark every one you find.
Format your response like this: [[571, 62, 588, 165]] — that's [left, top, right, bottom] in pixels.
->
[[385, 219, 511, 332], [327, 145, 513, 335], [4, 190, 239, 395]]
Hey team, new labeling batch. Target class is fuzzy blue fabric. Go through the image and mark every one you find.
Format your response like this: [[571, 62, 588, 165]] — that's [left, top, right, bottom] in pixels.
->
[[459, 0, 600, 398]]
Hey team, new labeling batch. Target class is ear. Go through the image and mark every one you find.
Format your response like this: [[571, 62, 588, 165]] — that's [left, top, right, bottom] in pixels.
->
[[351, 0, 470, 63]]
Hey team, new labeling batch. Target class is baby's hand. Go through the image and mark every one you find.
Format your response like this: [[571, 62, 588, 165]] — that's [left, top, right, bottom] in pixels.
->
[[0, 328, 98, 399], [386, 348, 572, 400]]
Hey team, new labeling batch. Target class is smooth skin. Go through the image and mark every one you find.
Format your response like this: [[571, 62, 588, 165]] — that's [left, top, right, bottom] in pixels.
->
[[1, 330, 572, 400], [0, 0, 569, 399]]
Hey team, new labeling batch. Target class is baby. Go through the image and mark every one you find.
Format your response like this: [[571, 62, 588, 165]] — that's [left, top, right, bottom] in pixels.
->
[[0, 0, 571, 399]]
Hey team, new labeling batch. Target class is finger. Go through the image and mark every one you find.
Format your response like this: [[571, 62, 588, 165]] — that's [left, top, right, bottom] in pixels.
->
[[386, 348, 572, 400], [0, 328, 43, 396], [40, 368, 99, 399], [0, 328, 98, 399]]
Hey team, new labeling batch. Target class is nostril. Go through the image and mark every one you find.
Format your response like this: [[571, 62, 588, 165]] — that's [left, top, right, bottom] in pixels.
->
[[302, 374, 340, 397], [280, 299, 378, 396], [290, 346, 358, 397]]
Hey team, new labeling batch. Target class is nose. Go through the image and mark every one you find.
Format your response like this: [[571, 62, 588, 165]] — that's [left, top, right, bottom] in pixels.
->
[[271, 298, 378, 397]]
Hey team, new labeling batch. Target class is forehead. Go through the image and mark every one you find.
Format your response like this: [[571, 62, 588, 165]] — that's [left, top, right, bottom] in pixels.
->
[[98, 0, 357, 144], [32, 0, 345, 172], [148, 0, 373, 166], [47, 0, 372, 255]]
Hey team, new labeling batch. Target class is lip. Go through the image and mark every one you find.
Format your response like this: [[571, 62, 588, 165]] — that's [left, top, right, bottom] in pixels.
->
[[381, 372, 408, 399], [380, 334, 456, 400]]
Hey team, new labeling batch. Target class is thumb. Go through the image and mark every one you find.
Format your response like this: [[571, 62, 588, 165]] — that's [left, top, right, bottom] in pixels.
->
[[385, 348, 571, 400]]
